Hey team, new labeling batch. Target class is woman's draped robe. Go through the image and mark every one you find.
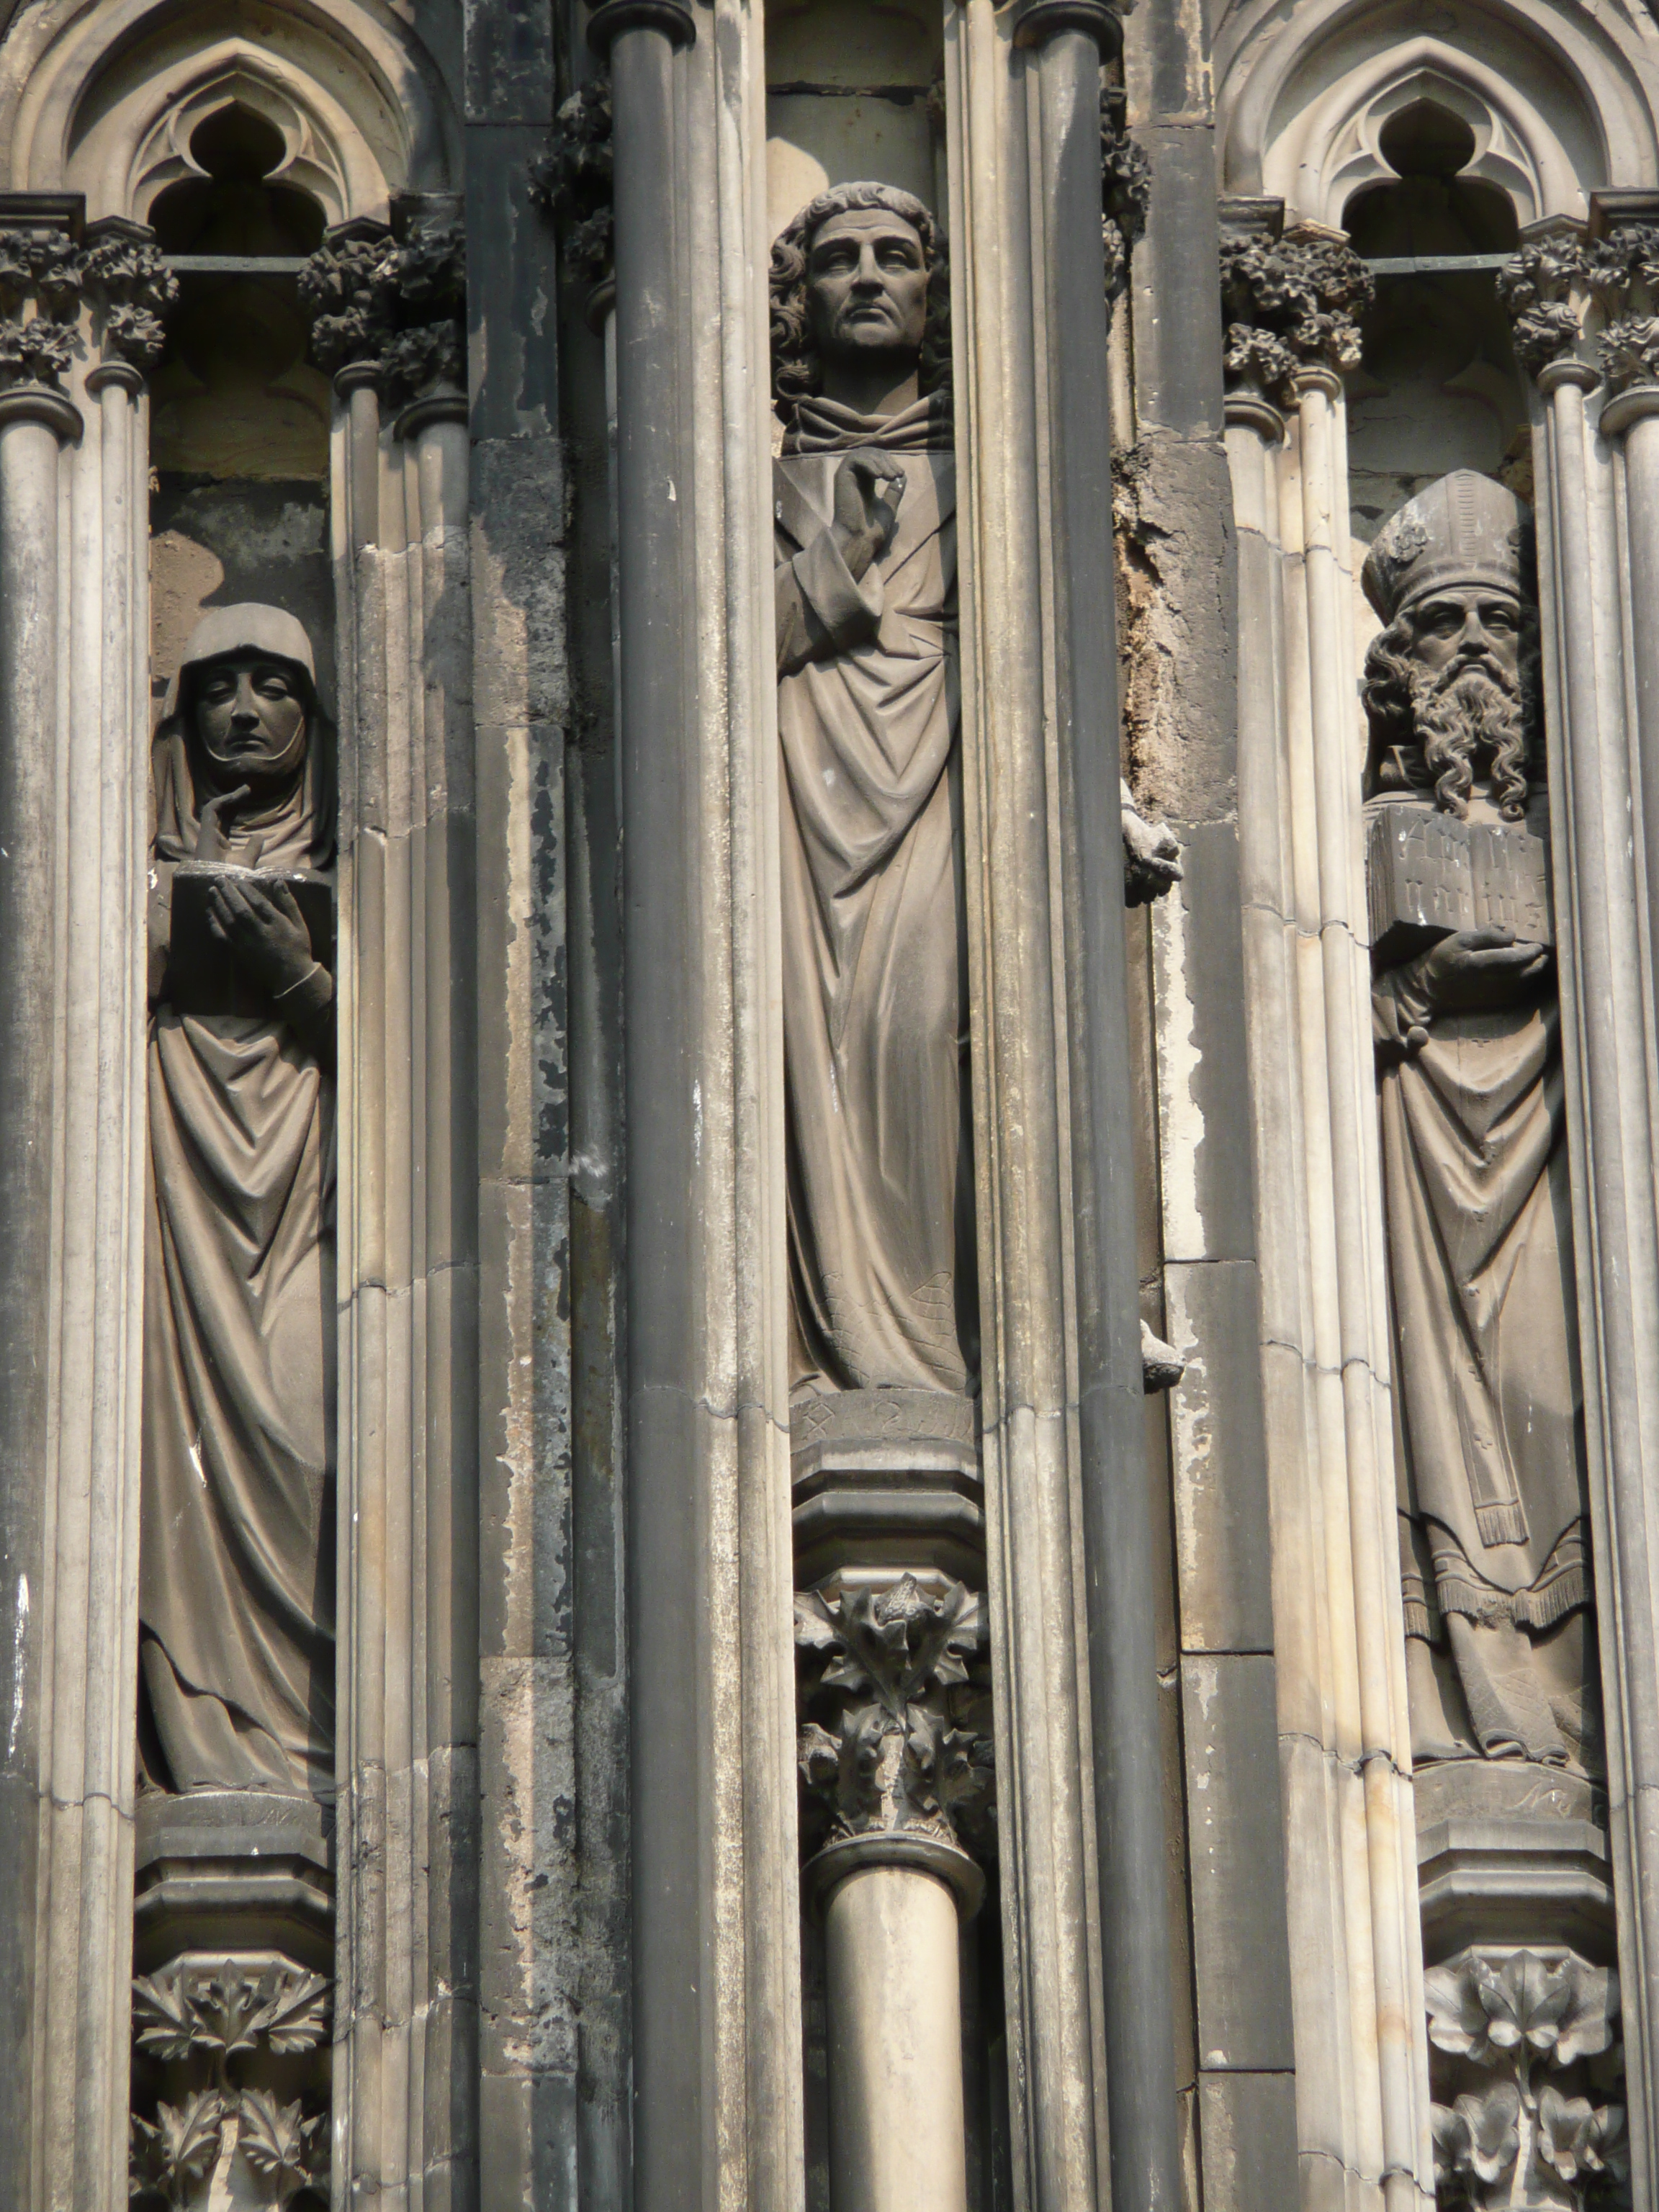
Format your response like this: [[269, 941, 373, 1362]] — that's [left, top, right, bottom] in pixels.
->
[[775, 396, 976, 1398], [1375, 829, 1592, 1766], [140, 731, 335, 1797]]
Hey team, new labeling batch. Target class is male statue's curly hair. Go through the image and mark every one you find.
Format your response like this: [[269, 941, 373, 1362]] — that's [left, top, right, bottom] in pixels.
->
[[1362, 599, 1542, 822], [769, 182, 950, 425]]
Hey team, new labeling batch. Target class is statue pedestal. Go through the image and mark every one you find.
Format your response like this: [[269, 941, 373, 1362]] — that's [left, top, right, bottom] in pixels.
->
[[793, 1394, 993, 2212], [130, 1794, 334, 2210]]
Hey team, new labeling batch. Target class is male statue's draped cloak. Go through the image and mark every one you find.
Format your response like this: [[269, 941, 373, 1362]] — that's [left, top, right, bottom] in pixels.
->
[[1374, 801, 1588, 1760], [141, 637, 335, 1798], [775, 392, 976, 1396]]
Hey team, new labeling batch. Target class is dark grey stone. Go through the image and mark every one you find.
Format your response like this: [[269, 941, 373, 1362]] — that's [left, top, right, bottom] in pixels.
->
[[464, 0, 554, 126], [465, 127, 562, 439], [1197, 2068, 1300, 2212]]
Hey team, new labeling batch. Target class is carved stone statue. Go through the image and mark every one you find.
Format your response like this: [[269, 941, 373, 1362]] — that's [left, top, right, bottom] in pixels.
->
[[140, 606, 336, 1799], [1362, 475, 1595, 1772], [770, 185, 976, 1400]]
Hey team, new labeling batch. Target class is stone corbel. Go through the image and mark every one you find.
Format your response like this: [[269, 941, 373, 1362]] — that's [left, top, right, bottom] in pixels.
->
[[129, 1954, 332, 2211], [1426, 1948, 1626, 2211]]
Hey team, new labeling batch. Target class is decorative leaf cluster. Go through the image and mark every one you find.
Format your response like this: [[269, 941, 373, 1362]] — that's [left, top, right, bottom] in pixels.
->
[[796, 1574, 994, 1853], [1219, 226, 1374, 405], [81, 235, 178, 364], [0, 316, 82, 382], [132, 1956, 330, 2074], [1100, 91, 1150, 311], [1426, 1949, 1629, 2208], [238, 2089, 326, 2209], [0, 230, 176, 382], [130, 2088, 226, 2209], [531, 77, 615, 285], [1497, 225, 1659, 386], [129, 1959, 331, 2206], [299, 223, 466, 405]]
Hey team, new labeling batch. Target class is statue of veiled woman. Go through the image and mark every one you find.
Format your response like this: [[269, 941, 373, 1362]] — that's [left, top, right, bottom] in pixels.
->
[[770, 184, 978, 1401], [140, 604, 336, 1799]]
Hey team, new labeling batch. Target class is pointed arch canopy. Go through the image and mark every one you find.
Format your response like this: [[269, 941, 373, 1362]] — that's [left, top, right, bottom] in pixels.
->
[[0, 0, 460, 221], [1216, 0, 1659, 227]]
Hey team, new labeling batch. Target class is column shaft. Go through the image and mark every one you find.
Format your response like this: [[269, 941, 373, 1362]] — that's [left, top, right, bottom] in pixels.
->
[[0, 403, 66, 2203], [1538, 361, 1659, 2204], [598, 0, 801, 2198]]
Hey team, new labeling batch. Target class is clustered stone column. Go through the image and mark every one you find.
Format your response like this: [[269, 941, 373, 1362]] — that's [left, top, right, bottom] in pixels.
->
[[1488, 193, 1659, 2208], [1219, 199, 1439, 2211], [0, 191, 186, 2211], [289, 199, 480, 2208], [945, 0, 1185, 2202]]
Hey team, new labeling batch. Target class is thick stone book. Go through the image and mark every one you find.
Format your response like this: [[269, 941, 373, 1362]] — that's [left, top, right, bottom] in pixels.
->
[[1365, 799, 1553, 965], [165, 863, 336, 1016]]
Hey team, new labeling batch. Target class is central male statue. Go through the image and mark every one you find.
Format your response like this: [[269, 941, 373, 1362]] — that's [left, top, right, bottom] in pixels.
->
[[1363, 474, 1596, 1773], [770, 184, 976, 1400]]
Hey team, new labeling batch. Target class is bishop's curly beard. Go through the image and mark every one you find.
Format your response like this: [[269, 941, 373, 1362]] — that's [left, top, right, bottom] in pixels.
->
[[1410, 657, 1531, 820]]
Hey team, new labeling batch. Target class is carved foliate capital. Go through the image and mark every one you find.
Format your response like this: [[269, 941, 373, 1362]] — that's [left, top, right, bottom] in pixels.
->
[[1496, 233, 1593, 377], [299, 214, 466, 411], [80, 225, 177, 370], [796, 1573, 995, 1884], [1219, 221, 1373, 408], [130, 1953, 331, 2209], [531, 76, 614, 297], [1426, 1947, 1628, 2209], [0, 227, 84, 391]]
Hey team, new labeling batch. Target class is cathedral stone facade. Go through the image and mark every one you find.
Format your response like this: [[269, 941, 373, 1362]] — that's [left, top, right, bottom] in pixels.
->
[[0, 0, 1656, 2206]]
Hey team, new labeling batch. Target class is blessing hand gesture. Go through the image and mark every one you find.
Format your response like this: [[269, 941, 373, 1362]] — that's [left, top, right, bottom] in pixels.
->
[[831, 451, 906, 581]]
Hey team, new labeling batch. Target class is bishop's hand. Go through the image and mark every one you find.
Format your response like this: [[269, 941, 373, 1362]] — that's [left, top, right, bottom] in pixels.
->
[[831, 451, 906, 582], [1403, 926, 1551, 1014], [204, 877, 318, 1003]]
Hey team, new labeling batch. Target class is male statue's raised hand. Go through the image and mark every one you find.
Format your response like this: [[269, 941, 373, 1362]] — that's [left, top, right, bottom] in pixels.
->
[[831, 449, 906, 581]]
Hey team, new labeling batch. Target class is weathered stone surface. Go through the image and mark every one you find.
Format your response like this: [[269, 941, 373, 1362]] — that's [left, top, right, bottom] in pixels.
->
[[1182, 1653, 1296, 2073]]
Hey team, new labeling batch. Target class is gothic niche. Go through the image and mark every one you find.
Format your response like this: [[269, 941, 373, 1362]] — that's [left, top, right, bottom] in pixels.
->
[[1363, 472, 1624, 2206], [132, 606, 336, 2211]]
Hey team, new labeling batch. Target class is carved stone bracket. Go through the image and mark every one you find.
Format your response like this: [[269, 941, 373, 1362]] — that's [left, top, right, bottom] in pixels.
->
[[1219, 218, 1374, 410], [796, 1572, 994, 1913], [299, 208, 466, 413], [530, 76, 615, 321], [1426, 1947, 1629, 2209], [130, 1951, 331, 2210]]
